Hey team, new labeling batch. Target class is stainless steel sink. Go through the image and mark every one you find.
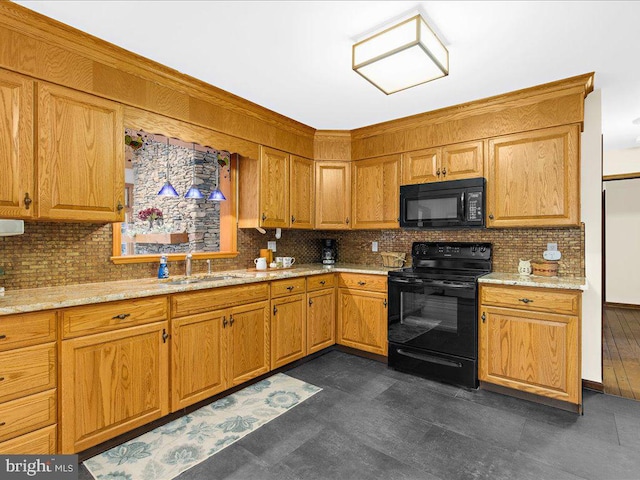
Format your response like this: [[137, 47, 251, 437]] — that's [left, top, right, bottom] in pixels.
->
[[162, 274, 238, 285]]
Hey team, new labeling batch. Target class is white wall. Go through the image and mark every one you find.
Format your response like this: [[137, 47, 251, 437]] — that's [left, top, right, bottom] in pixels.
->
[[603, 148, 640, 176], [581, 89, 602, 384], [605, 178, 640, 305]]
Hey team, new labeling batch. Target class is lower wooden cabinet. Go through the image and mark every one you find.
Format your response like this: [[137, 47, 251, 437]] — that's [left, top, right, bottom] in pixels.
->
[[0, 424, 56, 454], [479, 285, 581, 406], [60, 322, 170, 453], [307, 288, 336, 354], [227, 301, 271, 386], [271, 294, 306, 369], [337, 274, 388, 356]]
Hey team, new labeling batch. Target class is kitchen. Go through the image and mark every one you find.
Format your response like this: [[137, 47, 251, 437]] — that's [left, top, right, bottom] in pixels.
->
[[0, 1, 638, 479]]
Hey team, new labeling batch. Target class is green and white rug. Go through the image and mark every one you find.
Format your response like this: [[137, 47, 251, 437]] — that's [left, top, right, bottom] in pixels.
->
[[84, 373, 322, 480]]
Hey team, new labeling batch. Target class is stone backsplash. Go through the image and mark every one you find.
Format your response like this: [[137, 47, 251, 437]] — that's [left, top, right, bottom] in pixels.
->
[[0, 222, 583, 290]]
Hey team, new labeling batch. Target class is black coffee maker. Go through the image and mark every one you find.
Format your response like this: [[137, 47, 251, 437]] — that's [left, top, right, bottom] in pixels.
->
[[321, 239, 337, 265]]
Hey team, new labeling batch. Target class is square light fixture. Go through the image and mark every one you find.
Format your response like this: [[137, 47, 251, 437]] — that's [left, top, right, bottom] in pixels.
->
[[352, 14, 448, 95]]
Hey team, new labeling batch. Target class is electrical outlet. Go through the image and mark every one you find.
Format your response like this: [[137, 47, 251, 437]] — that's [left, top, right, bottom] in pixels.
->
[[372, 241, 379, 252], [267, 241, 276, 252], [547, 243, 558, 251]]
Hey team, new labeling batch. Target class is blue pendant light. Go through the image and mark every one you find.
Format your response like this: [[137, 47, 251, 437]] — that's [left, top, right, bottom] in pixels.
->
[[158, 138, 179, 197], [184, 143, 204, 199], [207, 153, 226, 201]]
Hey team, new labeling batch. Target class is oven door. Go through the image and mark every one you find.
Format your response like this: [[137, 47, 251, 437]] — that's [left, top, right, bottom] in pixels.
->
[[388, 276, 477, 359]]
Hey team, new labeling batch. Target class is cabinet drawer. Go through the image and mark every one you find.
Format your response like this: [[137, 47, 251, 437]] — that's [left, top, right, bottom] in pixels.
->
[[0, 343, 56, 403], [271, 278, 306, 298], [0, 311, 56, 351], [306, 273, 336, 292], [0, 389, 56, 443], [62, 296, 168, 339], [172, 283, 269, 318], [0, 425, 56, 454], [480, 285, 580, 315], [339, 273, 387, 293]]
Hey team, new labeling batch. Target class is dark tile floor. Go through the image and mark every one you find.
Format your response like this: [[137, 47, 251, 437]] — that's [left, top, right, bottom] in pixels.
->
[[80, 351, 640, 480]]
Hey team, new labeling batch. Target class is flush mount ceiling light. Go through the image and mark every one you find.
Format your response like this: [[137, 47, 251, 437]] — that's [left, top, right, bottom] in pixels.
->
[[352, 14, 448, 95]]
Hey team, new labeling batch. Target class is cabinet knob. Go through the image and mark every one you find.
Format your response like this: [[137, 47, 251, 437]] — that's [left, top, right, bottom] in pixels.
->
[[383, 299, 387, 308], [117, 202, 124, 211], [436, 169, 441, 177], [345, 217, 350, 225], [262, 213, 267, 221], [481, 312, 486, 323], [442, 167, 447, 176], [23, 193, 32, 210], [112, 313, 131, 320], [162, 329, 169, 343], [488, 214, 494, 220], [309, 298, 313, 306], [229, 316, 234, 326], [319, 280, 326, 285], [222, 316, 227, 328], [518, 298, 533, 304], [273, 306, 278, 315], [358, 281, 366, 286], [286, 285, 295, 291], [0, 335, 6, 340], [291, 215, 296, 223]]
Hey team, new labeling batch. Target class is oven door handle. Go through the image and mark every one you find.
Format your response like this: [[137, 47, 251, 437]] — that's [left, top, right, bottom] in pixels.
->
[[389, 277, 424, 285], [396, 349, 463, 368]]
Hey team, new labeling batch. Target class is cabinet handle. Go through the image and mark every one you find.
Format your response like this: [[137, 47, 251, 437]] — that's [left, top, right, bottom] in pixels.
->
[[309, 298, 313, 306], [358, 281, 366, 286], [442, 167, 447, 176], [291, 215, 296, 223], [112, 313, 131, 320], [518, 298, 533, 304], [436, 169, 441, 177], [223, 316, 228, 328], [319, 280, 326, 285], [0, 377, 5, 382], [273, 306, 278, 315], [345, 217, 349, 225], [117, 202, 124, 211], [286, 286, 295, 291], [23, 192, 32, 210], [482, 312, 486, 323], [383, 299, 387, 308], [0, 335, 6, 340], [229, 316, 234, 326], [488, 214, 494, 220], [262, 213, 267, 221], [162, 329, 169, 343], [0, 422, 5, 427]]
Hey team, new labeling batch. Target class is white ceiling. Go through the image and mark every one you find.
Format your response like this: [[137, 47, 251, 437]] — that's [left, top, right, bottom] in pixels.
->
[[13, 1, 640, 152]]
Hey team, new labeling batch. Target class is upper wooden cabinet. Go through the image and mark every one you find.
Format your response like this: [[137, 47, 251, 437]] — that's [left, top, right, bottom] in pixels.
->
[[290, 155, 315, 229], [315, 161, 351, 229], [401, 141, 483, 185], [239, 147, 314, 229], [37, 83, 125, 222], [486, 124, 580, 227], [0, 70, 34, 219], [351, 154, 400, 229]]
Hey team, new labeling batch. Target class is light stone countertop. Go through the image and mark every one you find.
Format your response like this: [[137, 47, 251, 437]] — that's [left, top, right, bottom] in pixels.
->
[[478, 272, 587, 291], [0, 263, 397, 316]]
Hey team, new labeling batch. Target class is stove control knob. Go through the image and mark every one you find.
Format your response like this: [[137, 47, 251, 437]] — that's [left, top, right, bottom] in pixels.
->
[[480, 246, 487, 253], [471, 245, 478, 253]]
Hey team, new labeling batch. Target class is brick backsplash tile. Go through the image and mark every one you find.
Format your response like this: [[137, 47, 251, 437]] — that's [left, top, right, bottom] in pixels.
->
[[0, 223, 584, 290]]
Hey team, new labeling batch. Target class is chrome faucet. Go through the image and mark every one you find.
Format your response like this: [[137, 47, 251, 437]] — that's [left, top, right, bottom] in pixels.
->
[[185, 253, 192, 277]]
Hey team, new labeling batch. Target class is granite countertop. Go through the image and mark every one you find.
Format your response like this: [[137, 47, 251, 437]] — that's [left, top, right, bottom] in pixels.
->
[[478, 272, 588, 291], [0, 263, 396, 316]]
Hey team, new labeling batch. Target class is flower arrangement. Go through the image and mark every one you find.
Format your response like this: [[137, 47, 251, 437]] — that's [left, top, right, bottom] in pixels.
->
[[138, 207, 163, 222]]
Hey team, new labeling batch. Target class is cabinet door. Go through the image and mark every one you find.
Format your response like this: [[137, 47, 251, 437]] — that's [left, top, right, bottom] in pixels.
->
[[227, 301, 270, 386], [401, 148, 440, 185], [0, 70, 34, 219], [315, 161, 351, 229], [337, 289, 387, 356], [441, 141, 484, 181], [260, 146, 289, 228], [307, 288, 336, 354], [271, 294, 306, 369], [486, 125, 580, 227], [37, 83, 124, 222], [290, 155, 314, 229], [352, 155, 400, 229], [171, 311, 226, 411], [478, 306, 580, 405], [60, 322, 169, 453]]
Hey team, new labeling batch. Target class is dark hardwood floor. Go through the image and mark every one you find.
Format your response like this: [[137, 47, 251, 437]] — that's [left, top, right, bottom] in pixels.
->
[[604, 306, 640, 400]]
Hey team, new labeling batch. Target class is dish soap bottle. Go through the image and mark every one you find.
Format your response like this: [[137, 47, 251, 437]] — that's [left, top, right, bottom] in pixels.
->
[[158, 255, 169, 279]]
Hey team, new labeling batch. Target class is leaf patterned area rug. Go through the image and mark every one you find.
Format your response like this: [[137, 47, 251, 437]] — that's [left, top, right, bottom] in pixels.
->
[[83, 373, 322, 480]]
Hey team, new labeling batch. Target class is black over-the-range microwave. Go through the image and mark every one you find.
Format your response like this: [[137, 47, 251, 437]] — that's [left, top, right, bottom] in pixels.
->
[[399, 177, 485, 229]]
